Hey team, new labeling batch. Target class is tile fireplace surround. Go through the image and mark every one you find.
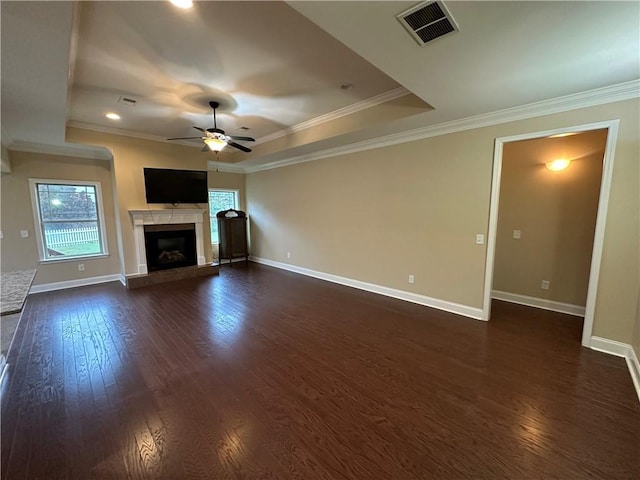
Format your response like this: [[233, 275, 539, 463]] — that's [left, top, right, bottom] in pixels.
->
[[129, 209, 207, 275]]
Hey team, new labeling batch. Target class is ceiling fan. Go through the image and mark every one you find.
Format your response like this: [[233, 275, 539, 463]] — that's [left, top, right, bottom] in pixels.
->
[[167, 101, 255, 153]]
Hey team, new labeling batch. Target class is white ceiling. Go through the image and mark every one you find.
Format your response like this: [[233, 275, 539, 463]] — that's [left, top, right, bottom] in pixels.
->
[[291, 0, 640, 122], [70, 1, 405, 141], [1, 1, 75, 149], [2, 1, 639, 169]]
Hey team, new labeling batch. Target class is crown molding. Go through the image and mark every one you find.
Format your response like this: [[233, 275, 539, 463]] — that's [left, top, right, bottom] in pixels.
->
[[63, 80, 638, 174], [65, 86, 410, 150], [66, 120, 201, 148], [8, 141, 112, 160], [245, 80, 640, 173], [207, 160, 245, 174], [253, 86, 411, 146]]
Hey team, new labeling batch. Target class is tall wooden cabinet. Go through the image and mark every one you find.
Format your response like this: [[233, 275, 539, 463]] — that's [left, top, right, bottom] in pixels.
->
[[216, 209, 248, 265]]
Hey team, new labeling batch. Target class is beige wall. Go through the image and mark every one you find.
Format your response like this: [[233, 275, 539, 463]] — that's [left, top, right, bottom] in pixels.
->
[[0, 151, 121, 285], [247, 98, 639, 345], [493, 130, 606, 305], [248, 126, 494, 308], [66, 128, 213, 275], [208, 171, 246, 210]]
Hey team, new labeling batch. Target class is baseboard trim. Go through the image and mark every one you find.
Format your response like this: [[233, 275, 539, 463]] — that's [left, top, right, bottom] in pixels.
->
[[250, 256, 484, 320], [0, 355, 6, 387], [589, 336, 629, 357], [492, 290, 585, 317], [590, 336, 640, 402], [0, 357, 8, 402], [29, 274, 123, 294], [627, 346, 640, 402]]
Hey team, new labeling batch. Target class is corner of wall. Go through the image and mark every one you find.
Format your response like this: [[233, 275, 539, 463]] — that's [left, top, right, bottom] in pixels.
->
[[1, 144, 12, 173], [628, 345, 640, 402], [590, 336, 640, 402], [631, 288, 640, 400]]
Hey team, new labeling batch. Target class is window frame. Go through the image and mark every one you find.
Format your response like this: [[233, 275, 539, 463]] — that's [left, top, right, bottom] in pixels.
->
[[28, 178, 109, 263], [208, 188, 239, 244]]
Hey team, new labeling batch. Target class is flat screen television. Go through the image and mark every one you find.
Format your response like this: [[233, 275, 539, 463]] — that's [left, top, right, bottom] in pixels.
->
[[143, 168, 208, 204]]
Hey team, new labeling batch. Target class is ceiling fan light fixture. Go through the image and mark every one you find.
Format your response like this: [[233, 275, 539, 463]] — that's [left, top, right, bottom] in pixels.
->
[[204, 137, 227, 152], [169, 0, 193, 9]]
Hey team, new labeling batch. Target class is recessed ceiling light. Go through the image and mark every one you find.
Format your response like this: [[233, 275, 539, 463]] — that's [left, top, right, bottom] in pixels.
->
[[170, 0, 193, 9], [105, 112, 121, 120], [546, 159, 571, 172]]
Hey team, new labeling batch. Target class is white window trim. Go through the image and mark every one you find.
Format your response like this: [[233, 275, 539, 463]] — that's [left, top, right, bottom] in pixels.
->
[[28, 178, 109, 262], [208, 188, 240, 209], [208, 188, 240, 246]]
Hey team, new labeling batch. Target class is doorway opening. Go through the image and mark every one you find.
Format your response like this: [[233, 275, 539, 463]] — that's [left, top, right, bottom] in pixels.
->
[[483, 120, 620, 347]]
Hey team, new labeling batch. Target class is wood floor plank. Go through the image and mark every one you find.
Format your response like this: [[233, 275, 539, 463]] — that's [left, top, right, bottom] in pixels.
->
[[1, 262, 639, 479]]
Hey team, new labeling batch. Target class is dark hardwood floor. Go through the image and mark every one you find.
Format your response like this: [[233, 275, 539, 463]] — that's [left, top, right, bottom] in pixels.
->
[[2, 263, 638, 479]]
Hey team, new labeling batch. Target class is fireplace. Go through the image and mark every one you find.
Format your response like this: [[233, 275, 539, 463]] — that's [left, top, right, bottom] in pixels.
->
[[144, 223, 196, 272], [129, 209, 207, 275]]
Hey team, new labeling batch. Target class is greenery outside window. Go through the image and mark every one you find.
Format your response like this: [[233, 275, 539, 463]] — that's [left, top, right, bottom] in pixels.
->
[[208, 189, 239, 243], [29, 179, 108, 261]]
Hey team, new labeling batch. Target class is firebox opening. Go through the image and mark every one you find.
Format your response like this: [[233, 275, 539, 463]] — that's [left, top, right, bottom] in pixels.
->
[[144, 223, 197, 272]]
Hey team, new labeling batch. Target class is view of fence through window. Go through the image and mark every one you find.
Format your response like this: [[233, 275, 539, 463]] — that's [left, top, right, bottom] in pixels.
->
[[36, 183, 104, 258], [208, 190, 238, 243]]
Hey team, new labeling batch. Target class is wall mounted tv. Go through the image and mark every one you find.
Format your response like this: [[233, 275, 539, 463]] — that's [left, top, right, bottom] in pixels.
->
[[143, 168, 208, 204]]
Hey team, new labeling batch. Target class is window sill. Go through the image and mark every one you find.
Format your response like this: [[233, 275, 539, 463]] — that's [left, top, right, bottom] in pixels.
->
[[39, 253, 110, 264]]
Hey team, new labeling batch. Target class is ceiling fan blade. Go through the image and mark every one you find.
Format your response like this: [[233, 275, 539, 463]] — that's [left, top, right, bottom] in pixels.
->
[[227, 135, 255, 142], [201, 145, 209, 152], [193, 126, 206, 132], [167, 136, 202, 140], [227, 141, 252, 153]]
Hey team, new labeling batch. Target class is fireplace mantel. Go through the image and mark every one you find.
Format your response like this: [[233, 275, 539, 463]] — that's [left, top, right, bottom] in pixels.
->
[[129, 209, 206, 274]]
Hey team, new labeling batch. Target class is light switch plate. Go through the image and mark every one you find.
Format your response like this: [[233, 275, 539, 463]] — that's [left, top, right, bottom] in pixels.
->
[[20, 229, 29, 238], [475, 234, 484, 245], [513, 229, 521, 239]]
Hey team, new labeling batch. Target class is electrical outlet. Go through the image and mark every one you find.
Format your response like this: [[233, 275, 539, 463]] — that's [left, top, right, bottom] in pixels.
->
[[286, 252, 291, 259], [408, 274, 415, 284], [20, 229, 29, 238], [513, 229, 521, 239], [78, 264, 85, 272], [541, 280, 550, 290], [475, 234, 484, 245]]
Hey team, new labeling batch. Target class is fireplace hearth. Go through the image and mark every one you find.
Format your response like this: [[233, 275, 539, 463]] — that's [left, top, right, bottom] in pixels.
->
[[144, 223, 197, 272]]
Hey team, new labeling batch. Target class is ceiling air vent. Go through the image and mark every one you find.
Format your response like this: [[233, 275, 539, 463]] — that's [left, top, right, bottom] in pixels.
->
[[117, 96, 137, 106], [397, 1, 458, 46]]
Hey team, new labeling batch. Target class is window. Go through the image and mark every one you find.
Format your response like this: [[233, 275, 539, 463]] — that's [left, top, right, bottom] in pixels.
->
[[29, 179, 108, 261], [208, 189, 239, 243]]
